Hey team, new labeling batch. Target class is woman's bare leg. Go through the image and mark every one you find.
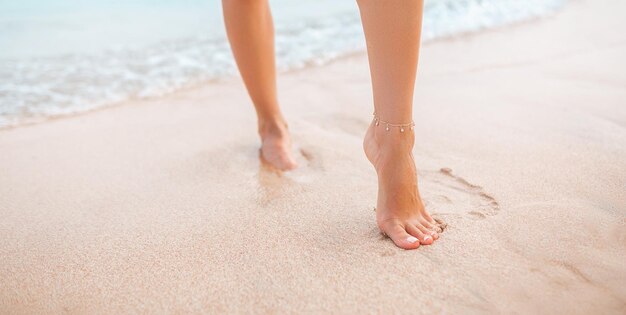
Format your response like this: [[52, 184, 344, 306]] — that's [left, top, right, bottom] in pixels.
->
[[222, 0, 297, 170], [358, 0, 440, 249]]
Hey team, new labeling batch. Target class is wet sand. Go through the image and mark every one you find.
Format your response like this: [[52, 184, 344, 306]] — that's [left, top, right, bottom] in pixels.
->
[[1, 0, 625, 313]]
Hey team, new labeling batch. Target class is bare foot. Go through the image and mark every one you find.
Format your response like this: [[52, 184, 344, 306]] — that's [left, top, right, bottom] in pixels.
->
[[258, 117, 298, 171], [363, 120, 440, 249]]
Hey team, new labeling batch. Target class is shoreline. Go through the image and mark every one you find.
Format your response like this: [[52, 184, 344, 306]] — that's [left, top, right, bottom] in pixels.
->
[[0, 6, 567, 132], [1, 0, 625, 313]]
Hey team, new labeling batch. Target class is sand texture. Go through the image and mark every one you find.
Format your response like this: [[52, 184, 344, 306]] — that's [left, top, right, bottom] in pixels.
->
[[1, 0, 625, 313]]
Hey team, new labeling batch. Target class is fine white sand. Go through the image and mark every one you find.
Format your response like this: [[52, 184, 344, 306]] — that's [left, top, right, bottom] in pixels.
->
[[1, 0, 625, 313]]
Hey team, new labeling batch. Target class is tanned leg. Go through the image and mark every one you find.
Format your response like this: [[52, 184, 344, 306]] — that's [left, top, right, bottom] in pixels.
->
[[358, 0, 441, 249], [222, 0, 297, 170]]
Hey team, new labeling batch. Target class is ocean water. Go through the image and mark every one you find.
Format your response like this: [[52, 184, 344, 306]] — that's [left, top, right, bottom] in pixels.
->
[[0, 0, 566, 127]]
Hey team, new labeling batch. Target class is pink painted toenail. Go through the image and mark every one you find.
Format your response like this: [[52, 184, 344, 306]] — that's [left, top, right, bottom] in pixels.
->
[[406, 236, 418, 243], [423, 235, 432, 242]]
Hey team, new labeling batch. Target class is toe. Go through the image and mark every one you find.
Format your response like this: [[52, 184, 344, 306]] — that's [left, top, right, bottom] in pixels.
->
[[423, 217, 444, 233], [431, 230, 439, 240], [380, 221, 420, 250], [433, 218, 447, 232], [424, 213, 438, 226], [407, 224, 434, 245], [419, 219, 439, 240]]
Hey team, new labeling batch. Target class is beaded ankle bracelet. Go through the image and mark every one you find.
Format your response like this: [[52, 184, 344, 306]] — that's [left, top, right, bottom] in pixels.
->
[[372, 112, 415, 132]]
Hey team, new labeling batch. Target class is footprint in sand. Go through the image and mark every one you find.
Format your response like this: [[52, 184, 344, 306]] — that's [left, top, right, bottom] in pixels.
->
[[200, 138, 498, 224], [297, 147, 316, 168], [370, 168, 497, 252], [420, 168, 500, 221], [303, 114, 499, 220]]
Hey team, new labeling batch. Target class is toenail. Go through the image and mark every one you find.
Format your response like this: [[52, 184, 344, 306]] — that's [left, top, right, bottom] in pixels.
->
[[423, 235, 432, 242], [429, 231, 437, 236], [406, 236, 418, 243]]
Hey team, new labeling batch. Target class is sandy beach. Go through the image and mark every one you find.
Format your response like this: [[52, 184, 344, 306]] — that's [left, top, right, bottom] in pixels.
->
[[1, 0, 625, 313]]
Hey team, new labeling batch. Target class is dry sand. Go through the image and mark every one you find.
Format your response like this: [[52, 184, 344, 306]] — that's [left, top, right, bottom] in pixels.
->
[[1, 0, 625, 313]]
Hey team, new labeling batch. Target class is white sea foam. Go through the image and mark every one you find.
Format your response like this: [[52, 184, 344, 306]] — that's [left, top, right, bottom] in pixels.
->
[[0, 0, 566, 127]]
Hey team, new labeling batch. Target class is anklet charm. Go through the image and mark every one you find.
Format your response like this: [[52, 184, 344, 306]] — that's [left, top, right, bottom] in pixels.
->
[[373, 112, 415, 132]]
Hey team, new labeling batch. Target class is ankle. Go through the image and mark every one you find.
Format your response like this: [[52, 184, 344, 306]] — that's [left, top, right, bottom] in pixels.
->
[[372, 124, 415, 153], [364, 120, 416, 170], [258, 114, 288, 137], [369, 112, 415, 150]]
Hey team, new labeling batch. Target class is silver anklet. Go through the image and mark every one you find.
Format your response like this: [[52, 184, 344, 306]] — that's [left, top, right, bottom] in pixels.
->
[[372, 112, 415, 132]]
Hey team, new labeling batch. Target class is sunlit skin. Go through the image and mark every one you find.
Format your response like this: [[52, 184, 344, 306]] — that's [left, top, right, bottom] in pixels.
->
[[222, 0, 297, 170], [222, 0, 440, 249]]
